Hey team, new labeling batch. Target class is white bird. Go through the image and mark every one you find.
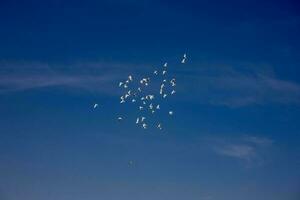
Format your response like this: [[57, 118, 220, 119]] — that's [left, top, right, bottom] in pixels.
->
[[149, 103, 153, 109], [118, 117, 123, 121], [163, 79, 166, 82], [139, 106, 143, 110], [149, 95, 154, 100], [164, 62, 168, 67], [162, 70, 167, 75], [141, 97, 145, 100], [163, 94, 167, 98], [143, 101, 146, 105], [136, 118, 139, 124], [141, 117, 146, 122], [124, 84, 128, 88], [171, 90, 176, 95], [154, 70, 158, 75], [125, 94, 129, 99], [156, 104, 160, 109], [138, 87, 142, 92], [160, 83, 165, 88], [93, 104, 98, 109], [160, 88, 163, 95], [157, 123, 162, 130], [169, 111, 173, 115], [132, 99, 136, 103], [181, 54, 187, 64], [120, 99, 125, 103], [127, 90, 131, 95], [142, 123, 147, 129], [128, 160, 134, 166], [151, 110, 155, 114], [119, 82, 123, 87], [128, 75, 133, 81], [171, 82, 176, 87]]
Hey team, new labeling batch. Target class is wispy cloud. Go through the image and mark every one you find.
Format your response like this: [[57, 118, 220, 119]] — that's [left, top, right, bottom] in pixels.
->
[[0, 60, 147, 95], [1, 60, 300, 107], [177, 62, 300, 107], [212, 135, 273, 166]]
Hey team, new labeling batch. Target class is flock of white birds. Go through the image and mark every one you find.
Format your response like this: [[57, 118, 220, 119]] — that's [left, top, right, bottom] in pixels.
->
[[93, 53, 187, 130]]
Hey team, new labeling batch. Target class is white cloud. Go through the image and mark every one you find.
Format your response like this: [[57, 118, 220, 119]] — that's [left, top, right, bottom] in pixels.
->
[[212, 135, 274, 166]]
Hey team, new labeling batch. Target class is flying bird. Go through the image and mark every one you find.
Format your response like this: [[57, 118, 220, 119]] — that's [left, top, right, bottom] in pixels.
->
[[142, 123, 147, 129], [93, 104, 98, 109], [157, 123, 162, 130], [181, 53, 187, 63]]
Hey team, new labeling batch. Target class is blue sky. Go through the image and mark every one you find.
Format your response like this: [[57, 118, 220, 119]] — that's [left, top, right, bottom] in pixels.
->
[[0, 0, 300, 200]]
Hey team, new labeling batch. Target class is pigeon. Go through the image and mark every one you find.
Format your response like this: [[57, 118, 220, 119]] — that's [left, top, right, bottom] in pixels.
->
[[128, 160, 134, 166], [142, 123, 147, 129], [149, 103, 153, 110], [149, 95, 154, 100], [157, 123, 162, 130], [181, 53, 187, 63], [160, 88, 163, 95], [93, 104, 98, 109]]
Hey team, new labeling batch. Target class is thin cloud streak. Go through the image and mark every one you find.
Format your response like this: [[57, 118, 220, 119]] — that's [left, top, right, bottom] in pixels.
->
[[177, 62, 300, 107], [212, 135, 274, 166], [1, 60, 300, 107]]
